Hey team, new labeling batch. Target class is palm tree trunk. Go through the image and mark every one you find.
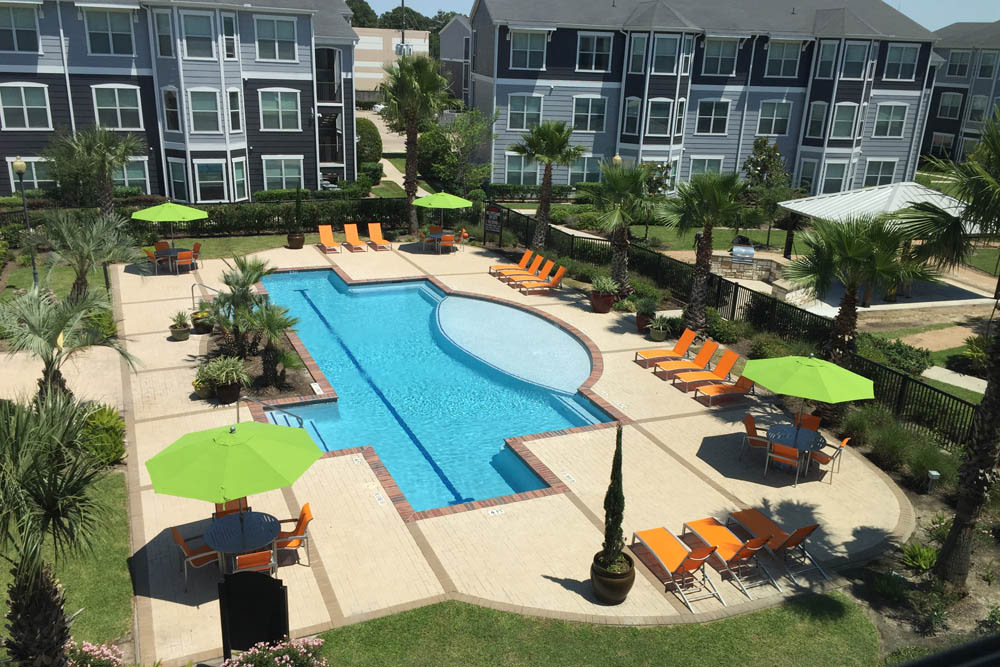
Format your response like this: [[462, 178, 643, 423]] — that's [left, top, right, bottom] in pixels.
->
[[685, 222, 714, 332], [97, 174, 114, 216], [261, 343, 278, 387], [404, 115, 419, 235], [532, 163, 553, 249], [934, 333, 1000, 589], [39, 363, 70, 399], [825, 285, 859, 364], [783, 227, 795, 259], [610, 225, 630, 293], [69, 271, 89, 302]]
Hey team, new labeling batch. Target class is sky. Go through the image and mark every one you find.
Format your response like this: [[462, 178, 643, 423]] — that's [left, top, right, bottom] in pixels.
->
[[366, 0, 1000, 31]]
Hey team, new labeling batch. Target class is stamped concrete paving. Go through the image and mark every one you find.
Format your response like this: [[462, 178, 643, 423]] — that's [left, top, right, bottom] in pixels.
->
[[97, 243, 913, 665]]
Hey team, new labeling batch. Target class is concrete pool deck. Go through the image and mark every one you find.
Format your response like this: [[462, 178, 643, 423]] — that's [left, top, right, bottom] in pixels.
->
[[99, 243, 912, 665]]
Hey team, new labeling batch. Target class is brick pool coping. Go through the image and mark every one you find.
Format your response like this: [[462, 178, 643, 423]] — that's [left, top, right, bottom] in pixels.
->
[[249, 264, 631, 523]]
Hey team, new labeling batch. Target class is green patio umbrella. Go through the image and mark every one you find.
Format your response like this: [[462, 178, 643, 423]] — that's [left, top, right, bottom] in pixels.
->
[[145, 422, 321, 504], [741, 355, 874, 404], [131, 202, 207, 247], [413, 192, 472, 227]]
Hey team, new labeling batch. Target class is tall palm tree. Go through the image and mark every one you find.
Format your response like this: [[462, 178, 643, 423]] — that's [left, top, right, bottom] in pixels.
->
[[660, 172, 748, 332], [509, 121, 586, 249], [43, 127, 145, 213], [0, 286, 135, 397], [36, 211, 139, 300], [380, 55, 451, 234], [209, 256, 275, 358], [246, 302, 301, 387]]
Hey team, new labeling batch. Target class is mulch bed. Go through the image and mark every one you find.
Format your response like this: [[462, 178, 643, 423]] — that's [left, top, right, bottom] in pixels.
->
[[204, 332, 315, 401]]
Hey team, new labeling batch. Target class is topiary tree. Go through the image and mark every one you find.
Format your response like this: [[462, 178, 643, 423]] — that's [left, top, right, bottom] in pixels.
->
[[598, 424, 626, 570], [356, 117, 383, 164]]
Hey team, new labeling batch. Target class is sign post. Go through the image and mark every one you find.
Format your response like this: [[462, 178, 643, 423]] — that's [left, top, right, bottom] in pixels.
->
[[484, 203, 502, 246]]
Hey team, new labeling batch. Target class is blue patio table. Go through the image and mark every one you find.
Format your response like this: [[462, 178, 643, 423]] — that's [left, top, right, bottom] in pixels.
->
[[203, 511, 280, 560], [765, 424, 826, 454]]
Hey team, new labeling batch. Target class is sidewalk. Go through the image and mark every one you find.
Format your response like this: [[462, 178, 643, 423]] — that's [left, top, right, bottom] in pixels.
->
[[379, 157, 430, 197], [921, 366, 987, 394]]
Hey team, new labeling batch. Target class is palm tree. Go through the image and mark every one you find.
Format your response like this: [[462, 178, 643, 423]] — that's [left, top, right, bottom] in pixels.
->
[[246, 302, 301, 387], [380, 55, 451, 234], [43, 127, 145, 214], [209, 256, 275, 358], [660, 172, 748, 332], [0, 286, 135, 397], [36, 211, 139, 300], [508, 121, 586, 249]]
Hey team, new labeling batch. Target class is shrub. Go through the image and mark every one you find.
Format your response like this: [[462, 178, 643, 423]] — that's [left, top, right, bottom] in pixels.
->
[[856, 333, 932, 375], [867, 419, 910, 471], [200, 356, 251, 387], [548, 204, 595, 223], [86, 308, 117, 338], [839, 403, 895, 447], [981, 605, 1000, 634], [869, 571, 909, 604], [23, 188, 48, 199], [963, 334, 990, 376], [66, 640, 124, 667], [635, 297, 658, 316], [0, 194, 23, 209], [356, 99, 377, 110], [911, 581, 958, 636], [630, 275, 663, 303], [0, 239, 8, 265], [704, 307, 754, 344], [649, 315, 685, 337], [926, 513, 952, 545], [612, 299, 635, 312], [112, 185, 142, 198], [1, 222, 24, 247], [355, 117, 382, 164], [488, 183, 574, 201], [81, 405, 126, 466], [220, 637, 327, 667], [907, 438, 958, 488], [748, 332, 789, 359], [417, 128, 450, 179], [591, 275, 618, 295], [359, 161, 384, 184], [902, 542, 939, 572]]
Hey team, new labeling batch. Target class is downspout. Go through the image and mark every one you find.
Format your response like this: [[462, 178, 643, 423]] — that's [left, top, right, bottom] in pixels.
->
[[173, 7, 193, 201], [489, 23, 498, 182], [55, 0, 75, 133], [671, 32, 684, 183], [679, 33, 695, 184], [820, 38, 848, 191], [636, 29, 653, 162], [734, 35, 759, 174], [310, 28, 320, 189], [350, 47, 358, 182], [614, 29, 627, 161], [145, 7, 167, 197], [216, 9, 232, 199], [793, 38, 819, 185], [846, 40, 872, 188], [904, 47, 934, 180]]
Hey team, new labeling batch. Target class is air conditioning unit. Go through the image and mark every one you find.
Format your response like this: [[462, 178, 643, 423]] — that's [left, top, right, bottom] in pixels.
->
[[395, 43, 413, 56]]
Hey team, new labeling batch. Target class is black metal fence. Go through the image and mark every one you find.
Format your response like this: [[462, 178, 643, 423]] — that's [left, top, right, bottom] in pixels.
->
[[492, 203, 978, 450]]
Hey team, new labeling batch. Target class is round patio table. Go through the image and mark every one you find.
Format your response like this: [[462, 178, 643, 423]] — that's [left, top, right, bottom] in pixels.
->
[[203, 511, 280, 555], [154, 247, 191, 260], [765, 424, 826, 453]]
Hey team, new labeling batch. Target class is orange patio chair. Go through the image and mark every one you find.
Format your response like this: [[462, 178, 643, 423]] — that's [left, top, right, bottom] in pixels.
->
[[765, 441, 804, 486], [633, 328, 697, 368], [652, 340, 719, 380], [154, 241, 170, 251], [367, 222, 392, 251], [794, 413, 821, 432], [171, 526, 220, 590], [174, 250, 195, 274], [807, 437, 850, 482], [489, 249, 533, 275], [506, 259, 553, 285], [631, 527, 725, 612], [438, 233, 456, 253], [672, 349, 740, 391], [144, 248, 169, 275], [497, 254, 542, 280], [234, 548, 277, 576], [682, 517, 779, 599], [429, 225, 442, 234], [519, 266, 567, 294], [191, 242, 202, 268], [318, 225, 340, 253], [342, 223, 367, 252], [276, 503, 313, 566], [739, 414, 769, 460], [694, 376, 755, 406], [727, 509, 828, 584], [213, 497, 251, 520]]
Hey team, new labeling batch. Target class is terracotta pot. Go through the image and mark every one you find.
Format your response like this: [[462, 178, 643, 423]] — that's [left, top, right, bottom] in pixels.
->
[[590, 552, 635, 605], [649, 328, 668, 342], [590, 292, 616, 314], [169, 325, 190, 342], [635, 313, 652, 332], [215, 382, 242, 404], [287, 233, 305, 249]]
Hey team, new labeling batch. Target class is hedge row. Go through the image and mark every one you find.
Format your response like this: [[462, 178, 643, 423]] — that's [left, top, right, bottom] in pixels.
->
[[487, 184, 574, 201]]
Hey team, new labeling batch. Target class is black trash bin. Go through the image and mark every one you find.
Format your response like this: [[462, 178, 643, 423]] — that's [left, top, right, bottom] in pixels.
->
[[218, 571, 289, 658]]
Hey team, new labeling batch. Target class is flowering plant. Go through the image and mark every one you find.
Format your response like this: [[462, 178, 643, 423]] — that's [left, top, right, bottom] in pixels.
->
[[221, 637, 327, 667], [66, 641, 124, 667]]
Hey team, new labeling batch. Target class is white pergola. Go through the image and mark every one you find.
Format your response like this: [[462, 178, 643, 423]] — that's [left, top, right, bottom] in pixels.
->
[[778, 181, 969, 229]]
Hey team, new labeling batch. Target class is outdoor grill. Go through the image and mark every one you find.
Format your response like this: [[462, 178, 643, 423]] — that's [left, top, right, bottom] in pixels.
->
[[731, 244, 755, 264]]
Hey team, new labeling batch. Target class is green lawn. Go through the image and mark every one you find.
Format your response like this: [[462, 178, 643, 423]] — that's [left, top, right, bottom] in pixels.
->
[[921, 377, 983, 404], [930, 345, 967, 368], [0, 472, 132, 647], [145, 234, 323, 260], [384, 157, 436, 194], [318, 595, 878, 666], [968, 246, 1000, 275], [371, 182, 406, 198], [872, 322, 961, 340], [630, 225, 790, 252], [2, 262, 102, 300]]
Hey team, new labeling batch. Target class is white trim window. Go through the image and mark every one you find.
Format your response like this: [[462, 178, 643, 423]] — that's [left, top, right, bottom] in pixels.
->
[[702, 38, 737, 76], [969, 95, 989, 122], [798, 158, 817, 192], [646, 98, 673, 136], [680, 34, 694, 75], [623, 97, 640, 134], [504, 154, 538, 185], [255, 15, 296, 62], [959, 138, 980, 162], [830, 103, 857, 139], [628, 34, 646, 74], [161, 87, 180, 132], [674, 98, 686, 134], [938, 92, 963, 120], [227, 88, 242, 133], [6, 157, 54, 192], [690, 156, 723, 176], [113, 158, 149, 193], [652, 35, 679, 74], [805, 101, 827, 139], [0, 6, 39, 53], [815, 41, 837, 79], [232, 157, 248, 201], [946, 50, 971, 78], [841, 42, 868, 79], [262, 156, 303, 190], [822, 161, 847, 194], [757, 100, 791, 136], [188, 89, 220, 133], [510, 30, 545, 70], [576, 32, 612, 72], [570, 156, 601, 184], [979, 51, 998, 79], [507, 94, 541, 130], [222, 13, 238, 60], [930, 132, 954, 158], [765, 40, 800, 78], [84, 9, 133, 56], [168, 158, 188, 201], [695, 99, 729, 135], [259, 89, 300, 131], [153, 10, 173, 58], [864, 159, 896, 187], [873, 103, 906, 138], [193, 159, 228, 202], [572, 96, 605, 132], [0, 83, 52, 130], [884, 44, 919, 81], [93, 84, 142, 130], [182, 11, 215, 60]]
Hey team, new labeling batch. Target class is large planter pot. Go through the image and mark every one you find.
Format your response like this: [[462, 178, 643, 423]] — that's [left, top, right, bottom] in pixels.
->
[[191, 316, 212, 334], [215, 382, 242, 404], [194, 383, 213, 400], [635, 313, 652, 333], [648, 328, 668, 342], [287, 232, 305, 249], [590, 552, 635, 605], [590, 292, 616, 314], [169, 325, 190, 342]]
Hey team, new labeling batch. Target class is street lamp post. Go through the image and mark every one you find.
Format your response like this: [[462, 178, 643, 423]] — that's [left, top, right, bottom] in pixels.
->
[[10, 156, 38, 286]]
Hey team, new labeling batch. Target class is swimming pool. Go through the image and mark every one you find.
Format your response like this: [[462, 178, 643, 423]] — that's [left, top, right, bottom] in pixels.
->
[[260, 270, 609, 512]]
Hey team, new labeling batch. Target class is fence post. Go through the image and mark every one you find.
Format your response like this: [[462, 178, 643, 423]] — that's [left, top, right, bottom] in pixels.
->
[[895, 375, 910, 417], [570, 233, 576, 259], [730, 284, 739, 320]]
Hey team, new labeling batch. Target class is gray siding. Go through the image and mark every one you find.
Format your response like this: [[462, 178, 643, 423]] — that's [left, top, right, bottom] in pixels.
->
[[440, 20, 470, 62], [471, 5, 494, 77], [243, 78, 316, 193]]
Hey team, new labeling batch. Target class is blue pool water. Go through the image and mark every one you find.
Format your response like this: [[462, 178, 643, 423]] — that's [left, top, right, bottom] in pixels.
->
[[261, 270, 609, 512]]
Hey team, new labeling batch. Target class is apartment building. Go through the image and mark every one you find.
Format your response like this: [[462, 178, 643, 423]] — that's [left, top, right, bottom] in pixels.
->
[[439, 15, 471, 106], [465, 0, 936, 194], [353, 27, 429, 101], [0, 0, 359, 202], [920, 20, 1000, 163]]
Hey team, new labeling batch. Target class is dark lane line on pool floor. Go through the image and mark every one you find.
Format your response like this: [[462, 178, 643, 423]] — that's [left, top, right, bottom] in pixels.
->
[[293, 289, 473, 506]]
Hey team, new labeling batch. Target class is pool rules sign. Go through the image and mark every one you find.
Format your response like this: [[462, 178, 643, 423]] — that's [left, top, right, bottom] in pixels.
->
[[484, 204, 502, 245]]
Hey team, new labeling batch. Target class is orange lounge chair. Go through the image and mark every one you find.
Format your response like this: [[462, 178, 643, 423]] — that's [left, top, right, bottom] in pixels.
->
[[739, 414, 769, 460], [727, 509, 828, 584], [489, 249, 532, 275], [276, 503, 313, 566], [497, 254, 542, 280], [507, 259, 554, 285], [171, 527, 220, 590], [318, 225, 340, 253], [519, 266, 567, 294], [633, 329, 697, 368], [631, 527, 725, 612], [234, 548, 277, 576], [794, 413, 821, 431], [342, 223, 367, 252], [806, 437, 849, 482], [652, 340, 719, 380], [682, 517, 779, 599], [694, 376, 755, 406], [673, 349, 740, 391], [367, 223, 392, 251]]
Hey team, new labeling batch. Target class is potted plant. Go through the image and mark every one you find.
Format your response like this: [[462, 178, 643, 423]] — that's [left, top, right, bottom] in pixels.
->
[[192, 364, 214, 399], [191, 308, 212, 334], [201, 356, 250, 404], [634, 297, 658, 333], [169, 311, 190, 341], [647, 315, 673, 342], [590, 424, 635, 604], [286, 188, 305, 249], [589, 275, 619, 314]]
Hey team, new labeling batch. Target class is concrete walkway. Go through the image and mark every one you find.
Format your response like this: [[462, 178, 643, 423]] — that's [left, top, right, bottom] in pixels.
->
[[922, 365, 987, 394], [379, 157, 430, 197]]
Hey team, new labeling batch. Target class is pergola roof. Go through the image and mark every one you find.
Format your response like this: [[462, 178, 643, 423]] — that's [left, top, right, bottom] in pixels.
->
[[778, 181, 966, 221]]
